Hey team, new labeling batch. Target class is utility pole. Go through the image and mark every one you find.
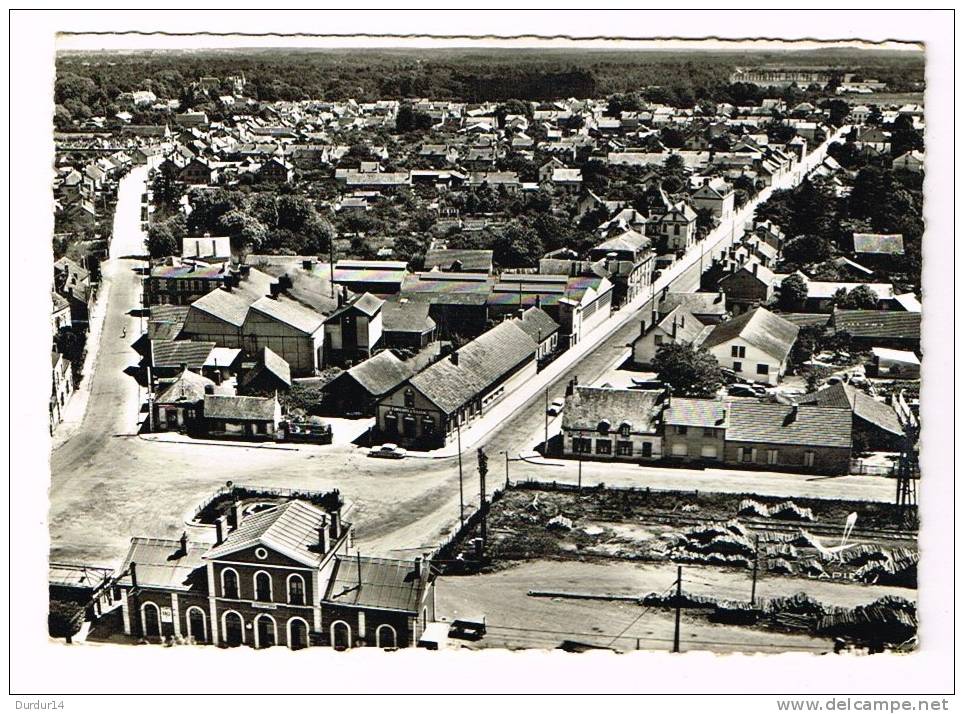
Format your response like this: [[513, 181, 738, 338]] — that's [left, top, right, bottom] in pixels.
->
[[328, 232, 336, 299], [477, 448, 488, 546], [672, 565, 682, 654], [750, 536, 760, 607], [544, 388, 550, 456], [577, 455, 582, 491], [504, 450, 510, 487], [456, 421, 464, 527]]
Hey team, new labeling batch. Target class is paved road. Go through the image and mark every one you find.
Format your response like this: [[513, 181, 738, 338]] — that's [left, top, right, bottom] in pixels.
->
[[48, 133, 878, 567], [50, 168, 147, 478]]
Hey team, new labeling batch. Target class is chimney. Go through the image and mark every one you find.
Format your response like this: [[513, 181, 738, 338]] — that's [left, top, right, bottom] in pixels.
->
[[179, 531, 188, 555], [751, 263, 759, 276], [716, 291, 724, 304], [215, 515, 228, 545], [269, 282, 281, 298], [672, 319, 678, 339], [317, 519, 330, 553], [129, 562, 138, 588], [414, 556, 423, 579], [302, 258, 314, 271], [180, 362, 189, 375], [450, 350, 460, 366], [329, 506, 342, 541], [680, 314, 685, 329], [204, 384, 215, 395], [231, 501, 243, 529]]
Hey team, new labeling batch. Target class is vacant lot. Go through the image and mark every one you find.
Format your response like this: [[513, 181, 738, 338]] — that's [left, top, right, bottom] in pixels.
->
[[436, 559, 911, 653]]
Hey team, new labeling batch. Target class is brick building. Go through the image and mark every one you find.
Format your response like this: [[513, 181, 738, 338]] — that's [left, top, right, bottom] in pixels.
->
[[112, 500, 435, 649]]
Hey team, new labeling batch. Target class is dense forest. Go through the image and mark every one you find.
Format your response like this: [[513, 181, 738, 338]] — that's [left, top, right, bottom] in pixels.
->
[[56, 47, 925, 113]]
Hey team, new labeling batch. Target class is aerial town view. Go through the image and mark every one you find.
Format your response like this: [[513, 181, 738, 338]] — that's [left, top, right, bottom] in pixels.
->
[[46, 39, 925, 658]]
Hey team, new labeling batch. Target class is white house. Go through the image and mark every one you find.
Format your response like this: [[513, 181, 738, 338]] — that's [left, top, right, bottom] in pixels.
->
[[700, 307, 799, 386], [691, 177, 735, 219]]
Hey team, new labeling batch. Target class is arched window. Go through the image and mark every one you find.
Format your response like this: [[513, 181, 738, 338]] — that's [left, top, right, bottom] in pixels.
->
[[254, 571, 273, 602], [255, 614, 277, 648], [287, 573, 306, 605], [375, 624, 397, 649], [186, 606, 207, 643], [287, 617, 310, 651], [220, 568, 239, 599], [140, 602, 161, 639], [221, 611, 244, 647], [330, 620, 352, 650]]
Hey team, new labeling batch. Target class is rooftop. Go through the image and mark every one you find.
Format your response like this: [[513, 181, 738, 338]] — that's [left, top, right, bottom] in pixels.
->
[[324, 555, 429, 613], [562, 386, 664, 435]]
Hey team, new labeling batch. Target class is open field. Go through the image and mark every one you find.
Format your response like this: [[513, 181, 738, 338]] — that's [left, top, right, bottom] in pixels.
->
[[436, 559, 913, 653]]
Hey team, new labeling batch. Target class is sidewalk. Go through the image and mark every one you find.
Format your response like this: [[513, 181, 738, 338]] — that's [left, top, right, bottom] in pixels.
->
[[410, 127, 848, 460]]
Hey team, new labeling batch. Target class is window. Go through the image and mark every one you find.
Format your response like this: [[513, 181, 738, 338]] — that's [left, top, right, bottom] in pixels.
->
[[404, 389, 415, 408], [767, 449, 779, 465], [756, 364, 770, 376], [671, 443, 688, 457], [288, 574, 305, 605], [572, 437, 592, 454], [618, 423, 631, 438], [703, 428, 716, 438], [674, 225, 680, 235], [654, 334, 663, 345], [221, 568, 239, 599], [384, 412, 398, 435], [616, 441, 633, 456], [422, 416, 435, 435], [596, 439, 612, 455], [733, 361, 743, 372], [730, 345, 746, 358], [255, 547, 268, 560], [803, 451, 815, 467], [255, 571, 272, 602], [677, 425, 688, 435], [739, 447, 753, 463]]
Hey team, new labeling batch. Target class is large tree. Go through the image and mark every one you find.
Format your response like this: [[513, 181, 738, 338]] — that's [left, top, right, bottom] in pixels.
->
[[778, 273, 809, 311], [652, 343, 724, 398]]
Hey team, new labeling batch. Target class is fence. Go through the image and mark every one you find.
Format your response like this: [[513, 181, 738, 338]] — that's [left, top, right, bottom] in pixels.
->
[[188, 483, 343, 524], [849, 460, 897, 477]]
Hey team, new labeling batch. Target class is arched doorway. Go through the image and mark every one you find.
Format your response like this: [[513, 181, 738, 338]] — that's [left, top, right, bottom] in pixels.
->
[[375, 624, 397, 649], [186, 607, 207, 643], [255, 614, 277, 648], [222, 611, 244, 647], [141, 602, 161, 639], [287, 617, 309, 651], [330, 620, 352, 650]]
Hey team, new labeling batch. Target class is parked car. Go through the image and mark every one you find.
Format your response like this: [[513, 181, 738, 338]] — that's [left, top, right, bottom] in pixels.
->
[[368, 443, 407, 459], [631, 378, 665, 390], [546, 398, 565, 416], [728, 384, 767, 398]]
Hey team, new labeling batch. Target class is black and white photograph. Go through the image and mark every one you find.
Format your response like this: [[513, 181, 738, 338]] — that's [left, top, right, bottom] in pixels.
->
[[7, 8, 956, 704]]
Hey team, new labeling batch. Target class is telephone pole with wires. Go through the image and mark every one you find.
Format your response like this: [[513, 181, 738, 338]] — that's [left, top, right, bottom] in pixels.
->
[[456, 422, 464, 527], [672, 565, 683, 653]]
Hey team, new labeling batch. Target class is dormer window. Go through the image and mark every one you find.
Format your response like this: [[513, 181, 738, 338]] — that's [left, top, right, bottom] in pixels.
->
[[597, 419, 611, 434], [619, 422, 632, 438]]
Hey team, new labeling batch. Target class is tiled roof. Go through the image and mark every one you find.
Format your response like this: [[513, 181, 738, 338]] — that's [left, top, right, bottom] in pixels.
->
[[665, 397, 729, 428], [339, 350, 418, 397], [659, 291, 727, 319], [203, 394, 277, 422], [593, 229, 650, 254], [156, 369, 215, 404], [832, 310, 921, 341], [147, 305, 190, 341], [324, 556, 428, 613], [114, 537, 208, 591], [204, 500, 335, 568], [189, 288, 251, 327], [702, 307, 799, 362], [326, 292, 384, 322], [409, 320, 536, 414], [775, 313, 832, 328], [562, 386, 663, 434], [515, 306, 560, 343], [241, 346, 292, 390], [248, 296, 324, 335], [151, 340, 216, 369], [381, 299, 435, 334], [51, 291, 70, 314], [726, 402, 852, 448], [797, 383, 903, 436], [333, 260, 409, 285], [423, 248, 494, 273]]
